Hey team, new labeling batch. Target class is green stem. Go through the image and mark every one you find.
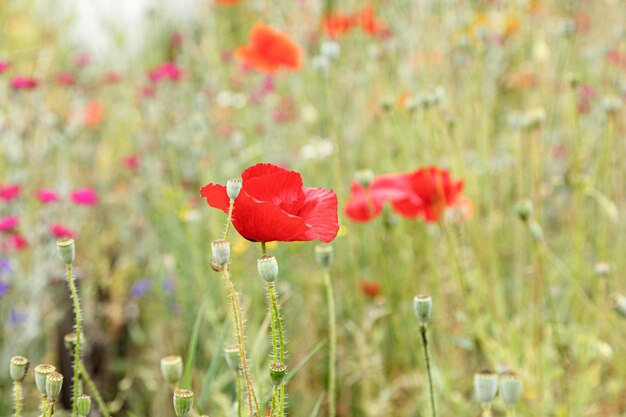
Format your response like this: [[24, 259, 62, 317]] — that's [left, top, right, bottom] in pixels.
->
[[236, 372, 243, 417], [481, 403, 492, 417], [261, 242, 267, 255], [266, 283, 279, 361], [41, 396, 48, 417], [506, 408, 516, 417], [78, 362, 110, 416], [267, 284, 286, 416], [269, 386, 279, 417], [323, 270, 337, 417], [66, 264, 82, 417], [14, 381, 22, 417], [224, 201, 234, 240], [420, 325, 437, 417]]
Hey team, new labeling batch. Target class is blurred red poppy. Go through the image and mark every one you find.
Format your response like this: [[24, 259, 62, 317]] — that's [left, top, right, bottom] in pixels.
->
[[236, 24, 302, 74], [201, 163, 339, 242], [344, 174, 413, 222], [323, 13, 356, 37]]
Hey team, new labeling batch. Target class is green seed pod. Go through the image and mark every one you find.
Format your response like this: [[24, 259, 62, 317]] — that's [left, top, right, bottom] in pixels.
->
[[57, 238, 76, 265], [160, 356, 183, 385], [34, 364, 56, 395], [76, 394, 92, 416], [226, 179, 242, 201], [269, 362, 287, 386], [64, 332, 85, 354], [211, 240, 231, 266], [354, 169, 375, 188], [173, 389, 194, 417], [46, 372, 64, 399], [10, 356, 29, 382], [314, 244, 334, 268], [499, 371, 522, 407], [474, 370, 498, 404], [515, 199, 533, 222], [257, 255, 279, 282], [611, 294, 626, 318], [224, 345, 241, 372], [413, 294, 432, 324]]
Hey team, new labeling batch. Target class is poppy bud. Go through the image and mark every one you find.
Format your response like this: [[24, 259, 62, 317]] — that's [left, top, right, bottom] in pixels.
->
[[611, 293, 626, 318], [257, 255, 279, 282], [160, 355, 183, 385], [10, 356, 29, 382], [499, 371, 522, 407], [269, 362, 287, 386], [474, 370, 498, 404], [516, 200, 533, 222], [211, 240, 231, 266], [226, 179, 242, 201], [354, 169, 375, 188], [224, 345, 241, 372], [57, 238, 75, 265], [314, 244, 334, 268], [46, 372, 64, 399], [34, 364, 56, 395], [413, 294, 432, 324], [77, 394, 92, 416], [566, 72, 580, 89], [173, 389, 194, 417], [380, 97, 393, 112]]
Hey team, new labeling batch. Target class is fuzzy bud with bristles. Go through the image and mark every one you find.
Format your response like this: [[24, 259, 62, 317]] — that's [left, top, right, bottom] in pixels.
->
[[474, 370, 498, 404], [173, 389, 194, 417], [499, 371, 522, 407], [160, 355, 183, 385], [211, 240, 230, 266], [257, 255, 279, 282], [226, 179, 242, 201], [46, 372, 64, 399], [9, 356, 29, 382], [413, 294, 432, 324], [77, 394, 92, 416], [57, 239, 75, 265], [315, 244, 334, 269], [611, 294, 626, 318], [34, 364, 56, 395], [224, 345, 241, 372], [269, 362, 287, 386]]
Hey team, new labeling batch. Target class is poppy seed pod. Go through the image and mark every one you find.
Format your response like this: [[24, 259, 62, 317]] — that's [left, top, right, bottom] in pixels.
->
[[46, 372, 64, 399], [226, 178, 242, 201], [64, 332, 85, 353], [611, 293, 626, 318], [173, 389, 194, 417], [269, 362, 287, 386], [34, 364, 56, 395], [516, 200, 533, 222], [76, 394, 92, 416], [211, 240, 231, 266], [224, 345, 241, 372], [499, 371, 522, 407], [315, 244, 334, 268], [413, 294, 432, 324], [57, 238, 75, 265], [10, 356, 29, 382], [354, 169, 375, 188], [160, 355, 183, 385], [257, 255, 279, 282], [474, 370, 498, 404]]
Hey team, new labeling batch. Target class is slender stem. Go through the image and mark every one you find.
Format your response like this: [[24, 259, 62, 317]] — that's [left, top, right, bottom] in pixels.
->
[[261, 242, 267, 255], [506, 408, 516, 417], [420, 324, 437, 417], [224, 201, 234, 240], [323, 270, 337, 417], [481, 403, 492, 417], [13, 381, 22, 417], [267, 284, 286, 416], [66, 264, 82, 417], [48, 401, 55, 417], [269, 386, 278, 417], [266, 283, 279, 361], [41, 396, 48, 417], [78, 361, 110, 416], [236, 372, 243, 417]]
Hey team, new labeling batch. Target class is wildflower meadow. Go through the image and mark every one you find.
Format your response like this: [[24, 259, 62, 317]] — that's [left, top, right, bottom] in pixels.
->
[[1, 0, 626, 416]]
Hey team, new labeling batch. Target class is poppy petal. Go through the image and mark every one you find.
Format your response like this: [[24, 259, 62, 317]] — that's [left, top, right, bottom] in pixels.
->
[[200, 183, 230, 213], [299, 187, 339, 242]]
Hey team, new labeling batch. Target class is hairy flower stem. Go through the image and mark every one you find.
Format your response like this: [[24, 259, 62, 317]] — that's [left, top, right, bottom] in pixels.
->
[[13, 381, 22, 417], [78, 361, 110, 416], [420, 324, 437, 417], [236, 372, 243, 417], [267, 284, 286, 416], [323, 270, 337, 417], [224, 201, 234, 240], [222, 267, 261, 417], [66, 264, 83, 417], [41, 396, 48, 417]]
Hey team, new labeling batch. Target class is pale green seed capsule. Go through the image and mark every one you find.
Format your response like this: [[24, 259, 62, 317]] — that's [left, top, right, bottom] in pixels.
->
[[76, 394, 92, 416], [34, 364, 56, 395], [46, 372, 64, 399], [226, 179, 242, 201], [10, 356, 29, 382], [474, 370, 498, 404], [173, 389, 194, 417], [413, 294, 432, 324], [224, 345, 241, 372], [269, 362, 287, 386], [211, 240, 231, 266], [257, 255, 278, 282], [515, 199, 533, 222], [57, 239, 76, 265], [64, 332, 85, 354], [611, 294, 626, 318], [314, 244, 334, 268], [499, 371, 522, 407], [160, 356, 183, 385]]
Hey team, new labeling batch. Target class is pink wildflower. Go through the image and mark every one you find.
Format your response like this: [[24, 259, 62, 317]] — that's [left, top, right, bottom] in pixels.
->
[[71, 188, 98, 206]]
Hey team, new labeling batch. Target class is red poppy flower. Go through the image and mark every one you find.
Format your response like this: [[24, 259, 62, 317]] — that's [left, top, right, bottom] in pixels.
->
[[201, 163, 339, 242], [357, 5, 388, 36], [344, 174, 414, 222], [235, 24, 302, 74], [359, 280, 382, 298], [323, 13, 356, 37]]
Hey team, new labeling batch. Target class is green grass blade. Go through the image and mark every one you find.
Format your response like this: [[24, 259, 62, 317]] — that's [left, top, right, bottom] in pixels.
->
[[182, 301, 208, 389], [199, 319, 230, 408]]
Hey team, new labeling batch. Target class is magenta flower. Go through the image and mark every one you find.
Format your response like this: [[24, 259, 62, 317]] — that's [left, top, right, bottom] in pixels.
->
[[0, 60, 10, 74], [10, 76, 38, 90], [104, 71, 122, 84], [71, 188, 98, 206], [56, 72, 76, 86], [8, 233, 28, 251], [0, 216, 19, 232], [50, 224, 75, 239], [75, 53, 92, 68], [123, 154, 140, 170], [148, 62, 183, 83], [0, 184, 20, 201], [36, 189, 59, 204]]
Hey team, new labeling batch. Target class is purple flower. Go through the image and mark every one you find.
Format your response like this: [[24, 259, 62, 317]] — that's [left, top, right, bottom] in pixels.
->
[[0, 280, 10, 297], [130, 278, 152, 299], [163, 276, 176, 295], [8, 308, 27, 327], [0, 257, 12, 274]]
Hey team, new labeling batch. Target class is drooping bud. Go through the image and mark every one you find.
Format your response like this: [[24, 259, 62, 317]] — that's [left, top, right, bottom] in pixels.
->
[[160, 355, 183, 385], [76, 394, 92, 416], [257, 255, 279, 282], [499, 371, 522, 407], [314, 244, 334, 269], [34, 364, 56, 395], [57, 238, 76, 265], [269, 362, 287, 386], [413, 294, 432, 324], [46, 372, 64, 399], [173, 389, 194, 417], [9, 356, 29, 382], [354, 169, 375, 188], [211, 240, 231, 266], [474, 370, 498, 404], [611, 293, 626, 318], [224, 345, 241, 372], [515, 199, 533, 222], [226, 179, 242, 201]]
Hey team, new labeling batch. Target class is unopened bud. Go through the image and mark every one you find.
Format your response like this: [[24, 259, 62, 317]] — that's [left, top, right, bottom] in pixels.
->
[[46, 372, 64, 399], [57, 239, 75, 265], [269, 362, 287, 386], [499, 371, 522, 407], [315, 244, 334, 268], [611, 293, 626, 318], [160, 355, 183, 385], [211, 240, 231, 266], [173, 389, 194, 417], [226, 179, 242, 201], [34, 364, 56, 395], [257, 255, 279, 282], [413, 294, 433, 324], [10, 356, 29, 382], [516, 200, 533, 222], [224, 345, 241, 372], [474, 370, 498, 404], [77, 394, 92, 416]]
